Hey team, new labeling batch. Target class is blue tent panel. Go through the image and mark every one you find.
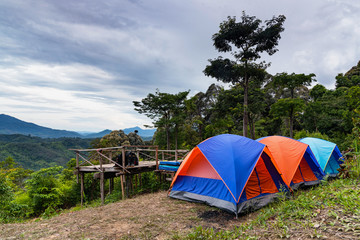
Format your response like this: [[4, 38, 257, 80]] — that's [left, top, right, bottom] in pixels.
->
[[197, 134, 266, 202], [299, 137, 343, 175]]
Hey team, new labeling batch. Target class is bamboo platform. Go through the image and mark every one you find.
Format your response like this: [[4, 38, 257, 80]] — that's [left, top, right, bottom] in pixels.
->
[[72, 145, 188, 205], [77, 161, 157, 173]]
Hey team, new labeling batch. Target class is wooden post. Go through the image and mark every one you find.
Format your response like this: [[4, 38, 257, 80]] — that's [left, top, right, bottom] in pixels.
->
[[99, 151, 103, 170], [134, 174, 138, 189], [99, 151, 105, 205], [76, 151, 79, 183], [100, 171, 104, 205], [76, 151, 79, 168], [162, 151, 164, 161], [80, 172, 84, 206], [109, 178, 114, 194], [122, 147, 126, 169], [136, 149, 140, 161], [175, 150, 178, 161], [120, 175, 125, 200], [156, 146, 159, 170]]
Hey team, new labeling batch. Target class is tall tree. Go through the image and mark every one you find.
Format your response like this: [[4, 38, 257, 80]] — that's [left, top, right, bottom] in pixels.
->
[[273, 72, 316, 99], [271, 72, 316, 138], [133, 90, 189, 149], [336, 61, 360, 88], [204, 12, 286, 137]]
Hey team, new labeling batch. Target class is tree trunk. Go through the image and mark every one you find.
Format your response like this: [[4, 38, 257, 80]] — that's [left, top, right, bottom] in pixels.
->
[[166, 125, 170, 150], [175, 125, 178, 150], [289, 107, 294, 138], [249, 115, 256, 140], [243, 79, 249, 138]]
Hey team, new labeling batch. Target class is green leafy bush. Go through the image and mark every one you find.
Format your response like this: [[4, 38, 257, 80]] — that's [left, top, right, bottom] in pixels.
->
[[25, 166, 65, 215], [294, 130, 330, 141]]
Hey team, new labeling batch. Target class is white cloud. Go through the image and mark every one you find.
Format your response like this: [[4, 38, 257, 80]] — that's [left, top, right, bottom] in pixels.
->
[[1, 0, 360, 131], [0, 59, 152, 131]]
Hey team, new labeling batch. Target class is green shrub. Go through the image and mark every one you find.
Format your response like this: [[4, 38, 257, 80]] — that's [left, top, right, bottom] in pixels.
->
[[294, 130, 330, 140], [25, 166, 64, 216]]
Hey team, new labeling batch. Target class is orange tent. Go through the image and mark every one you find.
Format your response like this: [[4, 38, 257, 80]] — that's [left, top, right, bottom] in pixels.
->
[[258, 136, 325, 190]]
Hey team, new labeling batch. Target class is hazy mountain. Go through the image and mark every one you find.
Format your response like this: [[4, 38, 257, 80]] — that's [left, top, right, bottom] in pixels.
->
[[0, 114, 155, 139], [123, 126, 156, 137], [80, 129, 112, 138], [0, 114, 82, 138]]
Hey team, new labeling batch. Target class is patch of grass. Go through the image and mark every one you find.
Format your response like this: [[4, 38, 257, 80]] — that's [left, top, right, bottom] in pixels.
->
[[182, 177, 360, 239]]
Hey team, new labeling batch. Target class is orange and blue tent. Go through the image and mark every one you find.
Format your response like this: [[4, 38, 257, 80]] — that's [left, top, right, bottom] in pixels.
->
[[299, 137, 343, 176], [257, 136, 325, 190], [169, 134, 288, 216]]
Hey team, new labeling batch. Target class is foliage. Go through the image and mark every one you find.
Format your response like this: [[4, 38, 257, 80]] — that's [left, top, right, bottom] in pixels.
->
[[293, 130, 330, 141], [341, 109, 360, 179], [335, 60, 360, 88], [0, 172, 30, 222], [0, 134, 92, 170], [270, 98, 305, 138], [184, 177, 360, 239], [133, 90, 189, 149], [25, 166, 65, 215], [270, 72, 316, 138], [204, 12, 286, 137], [0, 156, 33, 191], [272, 72, 316, 98]]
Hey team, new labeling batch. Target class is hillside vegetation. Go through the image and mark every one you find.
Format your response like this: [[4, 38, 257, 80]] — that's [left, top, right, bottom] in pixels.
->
[[0, 134, 92, 170], [0, 177, 359, 239]]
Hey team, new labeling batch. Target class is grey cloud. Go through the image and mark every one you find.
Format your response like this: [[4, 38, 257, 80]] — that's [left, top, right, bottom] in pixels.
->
[[1, 0, 360, 130]]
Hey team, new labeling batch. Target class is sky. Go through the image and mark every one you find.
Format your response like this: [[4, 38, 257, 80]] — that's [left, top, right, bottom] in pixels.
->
[[1, 0, 359, 132]]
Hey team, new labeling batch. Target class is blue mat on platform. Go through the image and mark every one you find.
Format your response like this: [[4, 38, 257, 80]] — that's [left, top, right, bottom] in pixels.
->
[[158, 165, 179, 171], [159, 161, 181, 166]]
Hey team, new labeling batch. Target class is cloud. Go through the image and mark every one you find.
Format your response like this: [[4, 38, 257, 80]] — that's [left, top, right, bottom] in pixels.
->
[[1, 0, 360, 131]]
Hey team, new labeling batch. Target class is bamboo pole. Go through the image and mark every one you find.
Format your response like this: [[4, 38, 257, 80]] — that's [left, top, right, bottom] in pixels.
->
[[100, 171, 104, 205], [80, 172, 84, 206], [122, 147, 126, 169], [99, 151, 105, 205], [109, 178, 114, 194], [156, 146, 159, 170], [76, 151, 79, 183], [121, 175, 125, 200]]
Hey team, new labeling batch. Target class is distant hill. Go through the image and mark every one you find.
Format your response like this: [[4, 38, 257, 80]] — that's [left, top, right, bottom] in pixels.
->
[[123, 126, 156, 137], [0, 114, 82, 138], [0, 114, 155, 140], [0, 134, 92, 170], [80, 129, 112, 138]]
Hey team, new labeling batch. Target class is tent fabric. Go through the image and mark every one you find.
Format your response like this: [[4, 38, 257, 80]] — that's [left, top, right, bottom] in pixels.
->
[[257, 136, 325, 189], [299, 137, 343, 175], [169, 134, 288, 215]]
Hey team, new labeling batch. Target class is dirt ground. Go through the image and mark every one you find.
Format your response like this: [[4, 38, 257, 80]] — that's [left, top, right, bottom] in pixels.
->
[[0, 191, 251, 240], [1, 190, 359, 240]]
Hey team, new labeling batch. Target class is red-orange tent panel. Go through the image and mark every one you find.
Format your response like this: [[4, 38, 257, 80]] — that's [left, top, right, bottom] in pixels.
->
[[245, 156, 279, 199], [292, 157, 318, 183], [258, 136, 308, 187], [171, 147, 221, 188]]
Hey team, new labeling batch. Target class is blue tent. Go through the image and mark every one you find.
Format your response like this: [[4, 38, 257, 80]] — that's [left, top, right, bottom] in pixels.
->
[[169, 134, 288, 216], [299, 137, 343, 176]]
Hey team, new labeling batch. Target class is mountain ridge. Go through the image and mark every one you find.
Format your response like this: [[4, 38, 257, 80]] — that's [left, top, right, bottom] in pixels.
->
[[0, 114, 155, 139]]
